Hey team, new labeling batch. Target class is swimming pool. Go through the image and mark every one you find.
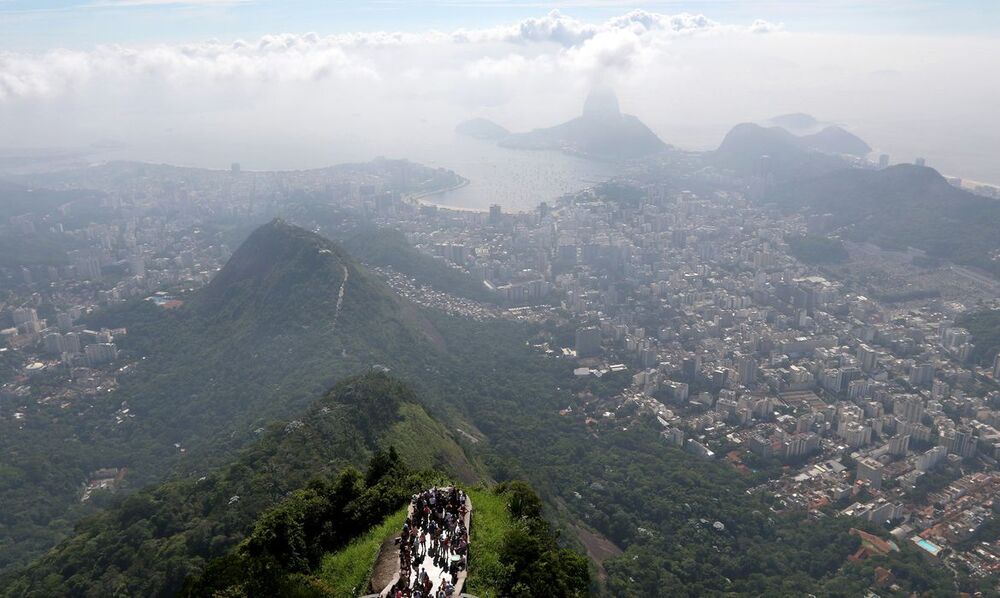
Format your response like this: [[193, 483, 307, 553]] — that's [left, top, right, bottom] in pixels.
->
[[914, 537, 943, 556]]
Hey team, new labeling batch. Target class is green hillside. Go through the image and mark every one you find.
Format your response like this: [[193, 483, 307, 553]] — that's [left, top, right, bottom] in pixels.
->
[[958, 308, 1000, 366], [341, 227, 493, 302], [0, 219, 459, 573], [189, 473, 587, 598], [1, 372, 478, 597], [768, 164, 1000, 274], [92, 219, 454, 467]]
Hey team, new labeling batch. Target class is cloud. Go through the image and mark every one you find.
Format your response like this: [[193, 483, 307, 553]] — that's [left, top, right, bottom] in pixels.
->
[[748, 19, 784, 34], [8, 7, 995, 185], [0, 10, 778, 102]]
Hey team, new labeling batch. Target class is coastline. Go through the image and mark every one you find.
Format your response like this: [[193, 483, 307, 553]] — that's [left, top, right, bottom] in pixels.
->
[[403, 176, 486, 213]]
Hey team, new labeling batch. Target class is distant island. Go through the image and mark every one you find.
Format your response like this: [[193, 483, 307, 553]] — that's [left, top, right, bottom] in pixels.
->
[[459, 89, 666, 161]]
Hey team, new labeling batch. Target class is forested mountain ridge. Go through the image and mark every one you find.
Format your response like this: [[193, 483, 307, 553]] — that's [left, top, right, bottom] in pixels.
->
[[84, 219, 450, 470], [0, 220, 456, 573], [767, 164, 1000, 275], [0, 372, 480, 597]]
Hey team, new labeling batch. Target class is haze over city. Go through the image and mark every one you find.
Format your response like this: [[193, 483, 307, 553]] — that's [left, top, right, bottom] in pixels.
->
[[1, 1, 999, 184], [2, 2, 1000, 597]]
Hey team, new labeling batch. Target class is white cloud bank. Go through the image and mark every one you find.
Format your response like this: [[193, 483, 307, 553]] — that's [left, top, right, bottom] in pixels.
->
[[0, 10, 772, 100], [0, 9, 997, 184]]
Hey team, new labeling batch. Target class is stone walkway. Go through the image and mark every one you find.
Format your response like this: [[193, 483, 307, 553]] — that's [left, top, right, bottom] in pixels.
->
[[379, 487, 472, 597]]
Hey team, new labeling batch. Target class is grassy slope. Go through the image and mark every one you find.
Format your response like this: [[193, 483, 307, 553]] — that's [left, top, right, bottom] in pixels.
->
[[1, 373, 482, 598], [465, 487, 513, 598], [317, 506, 408, 597], [384, 403, 480, 485]]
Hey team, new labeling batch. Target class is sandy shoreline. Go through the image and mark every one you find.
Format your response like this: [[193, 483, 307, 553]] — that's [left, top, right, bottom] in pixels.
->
[[404, 177, 487, 213]]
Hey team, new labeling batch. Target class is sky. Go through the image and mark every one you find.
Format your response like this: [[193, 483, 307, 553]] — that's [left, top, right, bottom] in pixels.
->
[[1, 1, 999, 182]]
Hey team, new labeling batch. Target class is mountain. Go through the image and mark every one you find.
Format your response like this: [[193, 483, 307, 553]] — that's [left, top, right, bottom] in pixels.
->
[[0, 219, 456, 573], [1, 372, 481, 597], [710, 122, 850, 180], [455, 117, 510, 140], [768, 164, 1000, 274], [0, 179, 101, 220], [0, 181, 100, 269], [104, 220, 453, 460], [764, 115, 871, 155], [499, 89, 667, 160], [712, 121, 871, 181], [268, 202, 492, 301], [799, 126, 871, 156]]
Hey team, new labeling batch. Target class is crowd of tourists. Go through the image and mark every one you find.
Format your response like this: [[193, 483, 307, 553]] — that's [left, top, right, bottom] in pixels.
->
[[388, 487, 469, 598]]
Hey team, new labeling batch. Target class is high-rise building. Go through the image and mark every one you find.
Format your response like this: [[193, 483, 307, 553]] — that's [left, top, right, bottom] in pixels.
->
[[711, 367, 729, 388], [917, 445, 947, 472], [748, 434, 773, 458], [909, 363, 934, 387], [878, 154, 890, 169], [84, 343, 118, 366], [12, 307, 39, 328], [63, 332, 81, 354], [661, 427, 685, 447], [857, 344, 878, 372], [931, 379, 949, 401], [575, 326, 602, 358], [73, 256, 103, 281], [993, 353, 1000, 379], [840, 422, 872, 448], [942, 327, 970, 349], [736, 355, 757, 387], [489, 204, 502, 224], [129, 254, 145, 278], [895, 395, 924, 424], [857, 457, 883, 490], [682, 355, 701, 381], [43, 333, 65, 354], [915, 157, 926, 167], [823, 368, 844, 393], [942, 428, 976, 459], [888, 434, 910, 457], [796, 413, 814, 433], [784, 433, 820, 459]]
